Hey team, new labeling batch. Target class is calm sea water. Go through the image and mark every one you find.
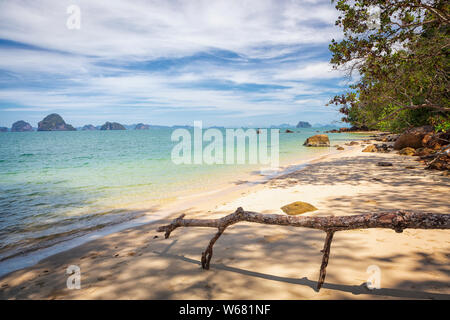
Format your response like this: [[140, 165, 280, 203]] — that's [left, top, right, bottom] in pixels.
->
[[0, 128, 362, 270]]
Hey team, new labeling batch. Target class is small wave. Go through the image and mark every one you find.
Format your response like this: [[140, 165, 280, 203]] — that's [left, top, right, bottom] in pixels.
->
[[19, 153, 34, 157], [4, 171, 19, 175], [0, 211, 145, 262], [25, 191, 48, 197], [52, 180, 69, 185]]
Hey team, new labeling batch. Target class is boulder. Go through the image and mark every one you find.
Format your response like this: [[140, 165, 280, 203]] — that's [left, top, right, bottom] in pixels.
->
[[135, 123, 150, 130], [303, 134, 330, 147], [285, 129, 294, 133], [37, 114, 76, 131], [393, 126, 434, 150], [386, 134, 400, 142], [281, 201, 318, 215], [377, 144, 393, 153], [362, 145, 377, 152], [414, 147, 435, 157], [399, 147, 416, 156], [349, 141, 359, 145], [422, 131, 450, 150], [337, 147, 345, 150], [100, 122, 126, 130], [426, 154, 450, 171], [11, 120, 33, 132]]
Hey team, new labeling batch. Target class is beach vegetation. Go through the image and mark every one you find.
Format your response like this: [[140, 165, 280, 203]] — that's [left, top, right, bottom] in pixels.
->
[[328, 0, 449, 133]]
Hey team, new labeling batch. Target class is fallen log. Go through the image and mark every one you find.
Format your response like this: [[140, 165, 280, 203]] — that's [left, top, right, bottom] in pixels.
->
[[157, 208, 450, 291]]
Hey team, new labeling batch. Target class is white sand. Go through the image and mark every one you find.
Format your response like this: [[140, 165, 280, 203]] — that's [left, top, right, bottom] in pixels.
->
[[1, 142, 449, 299]]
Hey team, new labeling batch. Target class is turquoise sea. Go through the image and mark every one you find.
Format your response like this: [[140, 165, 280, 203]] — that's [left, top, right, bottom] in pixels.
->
[[0, 128, 363, 274]]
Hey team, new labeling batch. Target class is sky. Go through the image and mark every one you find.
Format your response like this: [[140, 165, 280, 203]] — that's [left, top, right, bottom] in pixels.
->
[[0, 0, 353, 128]]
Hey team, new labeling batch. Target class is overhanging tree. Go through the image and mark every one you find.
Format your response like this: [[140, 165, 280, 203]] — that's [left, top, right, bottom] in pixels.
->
[[328, 0, 449, 132]]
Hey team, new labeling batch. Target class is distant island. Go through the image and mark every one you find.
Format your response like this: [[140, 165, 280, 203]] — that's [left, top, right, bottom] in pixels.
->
[[100, 122, 126, 130], [82, 124, 97, 131], [38, 114, 76, 131], [134, 123, 150, 130], [270, 124, 294, 128], [1, 115, 338, 132], [12, 120, 33, 132], [296, 121, 312, 128]]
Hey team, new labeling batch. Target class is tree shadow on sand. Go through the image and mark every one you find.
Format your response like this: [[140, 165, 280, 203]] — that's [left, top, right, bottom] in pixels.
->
[[154, 242, 450, 300], [0, 152, 448, 299]]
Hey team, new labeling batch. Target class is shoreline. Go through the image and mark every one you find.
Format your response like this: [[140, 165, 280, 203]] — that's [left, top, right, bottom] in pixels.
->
[[0, 134, 364, 278], [1, 133, 448, 299]]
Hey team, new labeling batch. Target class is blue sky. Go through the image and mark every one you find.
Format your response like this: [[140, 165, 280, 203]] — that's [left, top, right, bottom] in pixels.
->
[[0, 0, 353, 127]]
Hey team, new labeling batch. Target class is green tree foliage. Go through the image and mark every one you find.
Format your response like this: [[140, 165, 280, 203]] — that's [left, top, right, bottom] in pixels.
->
[[328, 0, 449, 132]]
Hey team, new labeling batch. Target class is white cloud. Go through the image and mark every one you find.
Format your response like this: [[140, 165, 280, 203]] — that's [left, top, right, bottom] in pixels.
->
[[0, 0, 346, 125], [0, 0, 341, 60], [274, 62, 345, 80]]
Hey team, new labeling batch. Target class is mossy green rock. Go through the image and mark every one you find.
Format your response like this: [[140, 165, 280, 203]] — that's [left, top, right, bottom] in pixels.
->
[[281, 201, 318, 215], [303, 134, 330, 147], [362, 144, 377, 152], [399, 147, 416, 156]]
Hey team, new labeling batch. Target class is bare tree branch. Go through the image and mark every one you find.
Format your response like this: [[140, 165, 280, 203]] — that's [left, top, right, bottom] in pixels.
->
[[157, 208, 450, 291]]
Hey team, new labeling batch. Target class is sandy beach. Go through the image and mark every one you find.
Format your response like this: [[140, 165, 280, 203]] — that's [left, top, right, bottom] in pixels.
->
[[1, 139, 449, 300]]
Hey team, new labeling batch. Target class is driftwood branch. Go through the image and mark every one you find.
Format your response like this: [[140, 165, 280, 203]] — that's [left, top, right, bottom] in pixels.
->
[[318, 231, 334, 291], [157, 208, 450, 291]]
